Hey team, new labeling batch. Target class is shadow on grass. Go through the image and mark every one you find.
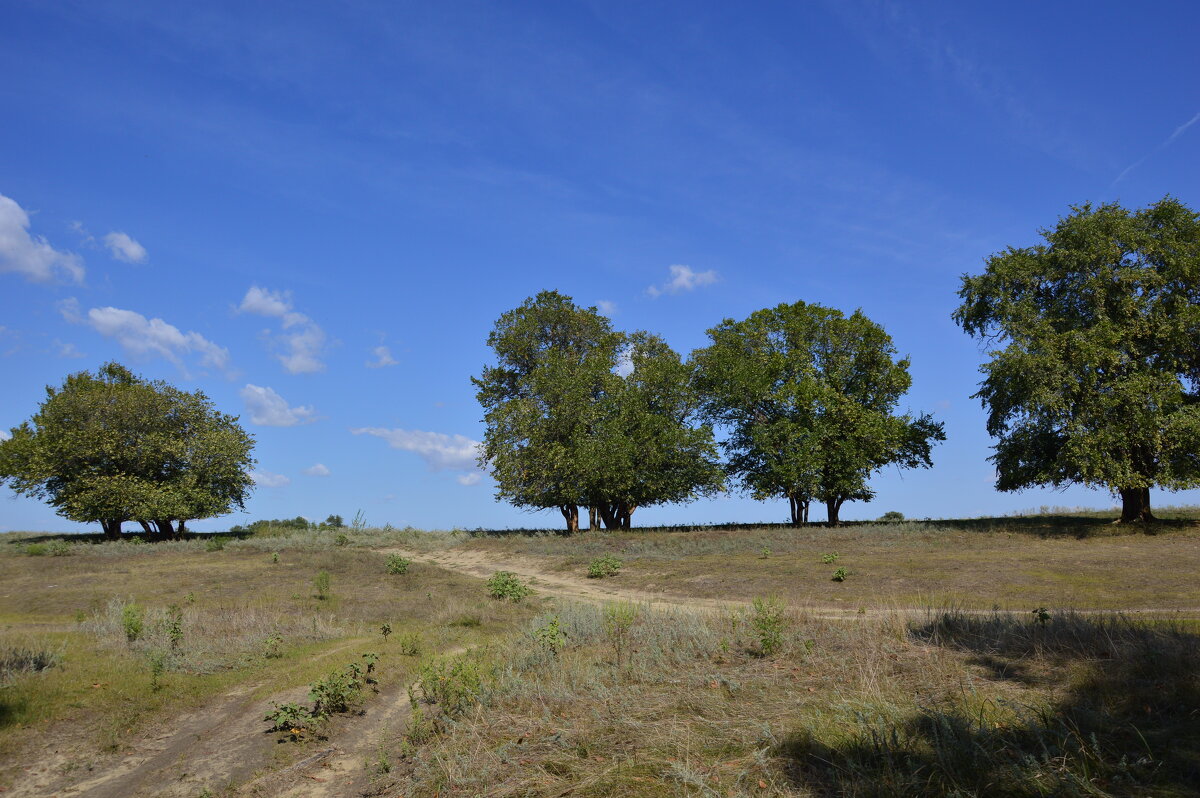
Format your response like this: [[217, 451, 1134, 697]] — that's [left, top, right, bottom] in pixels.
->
[[780, 611, 1200, 797], [7, 529, 253, 546]]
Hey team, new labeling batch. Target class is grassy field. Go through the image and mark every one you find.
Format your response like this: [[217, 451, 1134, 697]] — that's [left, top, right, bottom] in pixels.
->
[[1, 513, 1198, 796]]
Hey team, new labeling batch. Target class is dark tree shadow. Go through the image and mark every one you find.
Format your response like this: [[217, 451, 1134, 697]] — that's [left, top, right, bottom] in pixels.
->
[[778, 611, 1200, 796]]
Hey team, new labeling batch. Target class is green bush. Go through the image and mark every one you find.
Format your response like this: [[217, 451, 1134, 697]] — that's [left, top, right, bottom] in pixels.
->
[[121, 603, 144, 643], [878, 510, 905, 522], [486, 571, 532, 602], [586, 554, 622, 579], [820, 552, 840, 564], [385, 554, 410, 575], [335, 533, 350, 547], [831, 567, 848, 582], [414, 655, 484, 718], [751, 596, 786, 656], [314, 570, 331, 600], [23, 543, 48, 556], [398, 631, 421, 656], [263, 633, 284, 659], [204, 537, 225, 552], [0, 644, 62, 685], [264, 701, 312, 739], [534, 615, 566, 655], [47, 540, 72, 556], [603, 601, 640, 668], [310, 664, 364, 716]]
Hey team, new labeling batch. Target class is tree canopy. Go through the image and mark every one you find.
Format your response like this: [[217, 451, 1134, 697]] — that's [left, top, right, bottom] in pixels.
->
[[692, 301, 943, 525], [0, 362, 255, 538], [473, 291, 721, 531], [954, 197, 1200, 522]]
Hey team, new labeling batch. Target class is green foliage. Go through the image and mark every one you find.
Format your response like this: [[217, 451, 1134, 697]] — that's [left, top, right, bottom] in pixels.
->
[[271, 552, 279, 564], [586, 554, 622, 579], [820, 552, 840, 564], [750, 596, 786, 656], [310, 663, 365, 716], [534, 615, 567, 655], [385, 554, 410, 575], [1032, 607, 1051, 626], [0, 362, 255, 538], [602, 601, 640, 668], [361, 651, 380, 674], [954, 197, 1200, 521], [335, 532, 350, 546], [831, 567, 848, 582], [264, 701, 312, 738], [380, 622, 392, 641], [204, 536, 225, 552], [398, 631, 421, 656], [486, 570, 531, 601], [47, 540, 72, 556], [314, 570, 331, 600], [692, 302, 944, 525], [165, 604, 183, 650], [146, 648, 167, 691], [0, 644, 62, 685], [121, 603, 144, 643], [22, 543, 47, 556], [759, 546, 771, 559], [474, 291, 722, 530], [263, 633, 284, 659], [323, 514, 344, 529], [878, 510, 905, 522], [414, 655, 484, 718]]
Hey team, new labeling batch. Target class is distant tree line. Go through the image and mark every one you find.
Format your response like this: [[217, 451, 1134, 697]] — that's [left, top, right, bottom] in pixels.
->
[[2, 197, 1198, 533]]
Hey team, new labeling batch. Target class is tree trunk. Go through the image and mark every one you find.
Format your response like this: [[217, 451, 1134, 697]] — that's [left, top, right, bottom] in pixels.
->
[[825, 498, 843, 526], [152, 519, 176, 539], [176, 519, 188, 539], [788, 495, 809, 527], [599, 503, 620, 530], [101, 519, 122, 539], [588, 506, 600, 531], [618, 503, 635, 530], [559, 504, 579, 533], [1117, 487, 1155, 523], [138, 520, 154, 536]]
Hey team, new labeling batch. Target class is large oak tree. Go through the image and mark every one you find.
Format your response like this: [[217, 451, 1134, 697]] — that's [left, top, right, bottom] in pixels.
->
[[955, 197, 1200, 523], [0, 362, 255, 538], [692, 301, 943, 525]]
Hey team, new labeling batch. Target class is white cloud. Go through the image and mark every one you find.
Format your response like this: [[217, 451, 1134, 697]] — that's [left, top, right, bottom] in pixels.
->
[[239, 384, 317, 427], [57, 297, 82, 323], [366, 344, 399, 368], [251, 469, 291, 488], [103, 231, 147, 264], [303, 463, 331, 477], [596, 299, 618, 315], [237, 285, 327, 374], [646, 264, 719, 297], [0, 429, 10, 441], [0, 193, 84, 283], [351, 426, 484, 484], [55, 340, 85, 359], [83, 306, 231, 374]]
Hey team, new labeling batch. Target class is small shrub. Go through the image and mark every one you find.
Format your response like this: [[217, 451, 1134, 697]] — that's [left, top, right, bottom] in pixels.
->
[[165, 604, 184, 650], [603, 601, 640, 669], [263, 633, 284, 659], [414, 655, 484, 718], [361, 651, 380, 675], [759, 546, 771, 559], [449, 614, 482, 628], [204, 537, 225, 552], [1032, 606, 1051, 626], [335, 533, 350, 547], [486, 571, 532, 601], [398, 631, 422, 656], [831, 567, 848, 582], [751, 596, 786, 656], [310, 664, 364, 717], [534, 615, 566, 655], [265, 701, 312, 739], [271, 552, 279, 564], [23, 543, 48, 556], [586, 554, 623, 579], [314, 570, 331, 600], [122, 603, 144, 643], [0, 644, 62, 685], [48, 540, 72, 556], [147, 648, 167, 691], [878, 510, 905, 522], [820, 552, 840, 564], [381, 622, 392, 641], [385, 554, 410, 575]]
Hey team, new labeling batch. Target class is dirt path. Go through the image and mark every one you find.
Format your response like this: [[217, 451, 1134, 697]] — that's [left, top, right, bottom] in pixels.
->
[[11, 640, 361, 798]]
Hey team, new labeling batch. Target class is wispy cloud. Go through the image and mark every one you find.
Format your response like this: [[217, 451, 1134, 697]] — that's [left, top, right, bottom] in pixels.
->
[[0, 193, 84, 283], [0, 429, 10, 441], [596, 299, 618, 315], [646, 264, 719, 297], [54, 340, 85, 359], [1110, 110, 1200, 190], [103, 231, 148, 263], [239, 384, 318, 426], [303, 463, 331, 477], [350, 426, 484, 484], [251, 469, 291, 488], [237, 285, 327, 374], [79, 305, 231, 375], [366, 344, 399, 368]]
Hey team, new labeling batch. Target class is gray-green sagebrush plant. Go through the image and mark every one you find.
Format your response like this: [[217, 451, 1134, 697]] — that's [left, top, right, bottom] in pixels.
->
[[691, 302, 944, 525], [955, 197, 1200, 523], [0, 362, 254, 539], [473, 290, 723, 531]]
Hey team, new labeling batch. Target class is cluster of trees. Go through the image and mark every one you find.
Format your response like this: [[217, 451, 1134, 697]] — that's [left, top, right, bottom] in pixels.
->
[[475, 292, 944, 529], [1, 197, 1196, 534], [0, 362, 255, 538]]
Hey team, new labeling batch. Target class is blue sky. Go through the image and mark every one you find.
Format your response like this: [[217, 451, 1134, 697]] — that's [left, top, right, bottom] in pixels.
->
[[2, 0, 1198, 531]]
